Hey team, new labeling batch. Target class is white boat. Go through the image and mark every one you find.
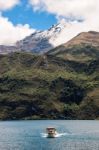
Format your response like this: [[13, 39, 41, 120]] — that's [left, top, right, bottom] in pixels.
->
[[46, 127, 57, 138]]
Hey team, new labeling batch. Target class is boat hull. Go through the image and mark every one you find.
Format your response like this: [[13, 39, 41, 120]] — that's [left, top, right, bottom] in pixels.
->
[[47, 134, 56, 138]]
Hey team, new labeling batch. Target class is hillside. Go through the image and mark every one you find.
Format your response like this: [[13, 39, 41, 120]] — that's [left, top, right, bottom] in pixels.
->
[[48, 31, 99, 63], [0, 44, 98, 120], [65, 31, 99, 48]]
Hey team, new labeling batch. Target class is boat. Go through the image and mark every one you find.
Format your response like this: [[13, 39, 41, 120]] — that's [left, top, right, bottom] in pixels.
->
[[46, 127, 57, 138]]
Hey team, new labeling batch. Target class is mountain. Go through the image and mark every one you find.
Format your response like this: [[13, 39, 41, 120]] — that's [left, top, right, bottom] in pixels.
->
[[65, 31, 99, 48], [0, 25, 99, 120], [1, 29, 99, 56], [48, 31, 99, 63], [0, 21, 73, 54], [1, 20, 99, 55], [16, 20, 71, 53], [0, 45, 98, 120]]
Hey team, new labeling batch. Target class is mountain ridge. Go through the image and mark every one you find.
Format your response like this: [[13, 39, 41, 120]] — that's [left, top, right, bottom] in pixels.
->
[[1, 20, 99, 54], [0, 30, 99, 55]]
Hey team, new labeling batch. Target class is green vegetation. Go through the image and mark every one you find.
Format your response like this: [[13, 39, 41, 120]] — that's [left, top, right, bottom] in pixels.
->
[[0, 45, 99, 120]]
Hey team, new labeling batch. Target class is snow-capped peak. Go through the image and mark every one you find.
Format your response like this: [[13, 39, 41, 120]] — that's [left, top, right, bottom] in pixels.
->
[[16, 20, 73, 53]]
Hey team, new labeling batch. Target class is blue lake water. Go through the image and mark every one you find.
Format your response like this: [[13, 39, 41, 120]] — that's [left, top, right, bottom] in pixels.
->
[[0, 120, 99, 150]]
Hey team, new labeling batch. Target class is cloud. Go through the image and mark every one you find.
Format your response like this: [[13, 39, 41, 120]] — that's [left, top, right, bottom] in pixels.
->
[[29, 0, 98, 19], [29, 0, 99, 39], [0, 0, 20, 11], [0, 15, 35, 45], [0, 0, 99, 46]]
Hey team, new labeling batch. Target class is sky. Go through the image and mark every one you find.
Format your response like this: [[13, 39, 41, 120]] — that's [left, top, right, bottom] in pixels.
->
[[0, 0, 99, 45]]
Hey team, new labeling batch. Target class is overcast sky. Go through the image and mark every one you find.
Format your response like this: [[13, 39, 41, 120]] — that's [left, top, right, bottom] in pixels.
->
[[0, 0, 99, 45]]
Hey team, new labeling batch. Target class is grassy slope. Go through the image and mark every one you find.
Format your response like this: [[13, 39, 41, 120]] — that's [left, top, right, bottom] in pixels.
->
[[0, 46, 99, 120]]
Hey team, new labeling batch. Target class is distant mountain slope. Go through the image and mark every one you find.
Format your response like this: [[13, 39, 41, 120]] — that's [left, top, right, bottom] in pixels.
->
[[47, 31, 99, 63], [0, 45, 18, 54], [65, 31, 99, 48]]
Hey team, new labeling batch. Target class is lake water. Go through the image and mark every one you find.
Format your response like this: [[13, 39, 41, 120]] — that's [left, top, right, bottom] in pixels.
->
[[0, 120, 99, 150]]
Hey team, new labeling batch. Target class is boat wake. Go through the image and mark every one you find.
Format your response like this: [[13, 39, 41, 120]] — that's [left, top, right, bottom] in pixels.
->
[[41, 132, 68, 138]]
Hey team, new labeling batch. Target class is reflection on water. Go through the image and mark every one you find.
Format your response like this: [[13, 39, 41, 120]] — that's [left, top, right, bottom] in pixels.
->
[[0, 120, 99, 150]]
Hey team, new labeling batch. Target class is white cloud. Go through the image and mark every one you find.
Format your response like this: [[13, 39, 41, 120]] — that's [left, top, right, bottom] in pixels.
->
[[0, 0, 20, 11], [0, 0, 99, 46], [0, 15, 35, 45], [29, 0, 98, 20], [30, 0, 99, 43]]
